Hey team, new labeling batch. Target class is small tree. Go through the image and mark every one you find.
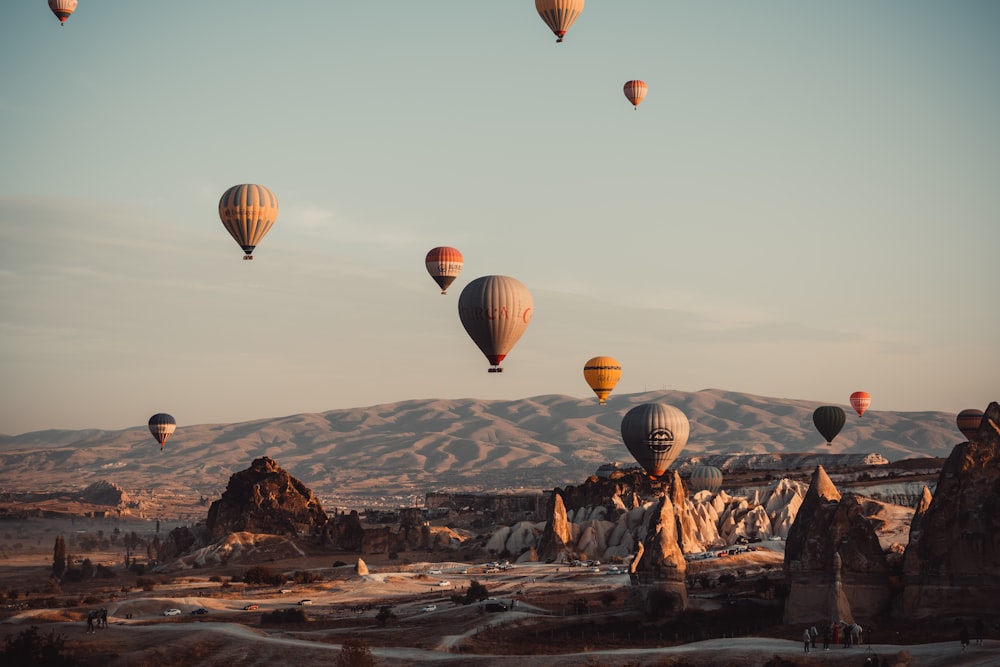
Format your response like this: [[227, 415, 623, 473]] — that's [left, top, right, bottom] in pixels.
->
[[335, 637, 375, 667], [463, 580, 489, 604], [0, 626, 75, 666], [52, 535, 66, 579], [375, 605, 395, 627]]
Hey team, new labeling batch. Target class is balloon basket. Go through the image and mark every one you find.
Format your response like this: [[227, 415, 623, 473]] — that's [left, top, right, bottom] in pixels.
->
[[488, 367, 503, 373], [243, 256, 253, 261]]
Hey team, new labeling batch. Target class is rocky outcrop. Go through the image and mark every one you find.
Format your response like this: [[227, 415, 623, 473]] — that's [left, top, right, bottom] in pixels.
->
[[205, 457, 328, 540], [79, 480, 131, 507], [902, 402, 1000, 618], [324, 510, 366, 550], [783, 466, 890, 623], [537, 491, 575, 562], [356, 558, 369, 575], [630, 490, 687, 615]]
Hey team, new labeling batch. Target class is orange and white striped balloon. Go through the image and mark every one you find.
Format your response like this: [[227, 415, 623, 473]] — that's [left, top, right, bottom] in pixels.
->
[[425, 247, 464, 295], [48, 0, 77, 26], [849, 391, 871, 417], [535, 0, 585, 43], [623, 80, 648, 109]]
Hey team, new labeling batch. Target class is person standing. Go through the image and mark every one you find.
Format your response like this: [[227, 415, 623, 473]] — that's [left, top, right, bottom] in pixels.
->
[[961, 625, 970, 651], [803, 628, 811, 653], [809, 624, 818, 648], [822, 623, 831, 650], [975, 618, 984, 645]]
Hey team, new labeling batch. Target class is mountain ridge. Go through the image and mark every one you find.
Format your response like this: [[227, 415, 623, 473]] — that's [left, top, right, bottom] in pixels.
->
[[0, 389, 968, 510]]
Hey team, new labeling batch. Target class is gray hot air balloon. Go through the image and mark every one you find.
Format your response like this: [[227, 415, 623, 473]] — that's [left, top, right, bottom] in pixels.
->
[[689, 465, 723, 495], [620, 402, 690, 479], [457, 275, 533, 373]]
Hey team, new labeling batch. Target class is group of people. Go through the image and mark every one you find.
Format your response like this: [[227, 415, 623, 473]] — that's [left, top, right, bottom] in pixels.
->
[[960, 619, 985, 650], [85, 608, 108, 634], [802, 621, 864, 652]]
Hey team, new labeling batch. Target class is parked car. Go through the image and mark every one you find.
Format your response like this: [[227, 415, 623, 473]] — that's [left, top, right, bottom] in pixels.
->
[[162, 608, 182, 616], [190, 608, 208, 615], [421, 604, 437, 612], [243, 604, 259, 611], [437, 580, 450, 587], [427, 568, 443, 575], [298, 599, 313, 605]]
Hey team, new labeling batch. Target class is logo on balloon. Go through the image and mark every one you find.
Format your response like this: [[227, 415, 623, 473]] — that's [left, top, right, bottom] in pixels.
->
[[646, 428, 674, 453]]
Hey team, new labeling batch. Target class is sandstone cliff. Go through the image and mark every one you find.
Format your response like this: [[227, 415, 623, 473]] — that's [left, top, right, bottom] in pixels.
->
[[902, 401, 1000, 618], [205, 456, 328, 539], [783, 466, 890, 624]]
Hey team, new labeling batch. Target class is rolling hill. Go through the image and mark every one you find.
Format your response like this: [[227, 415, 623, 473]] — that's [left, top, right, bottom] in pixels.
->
[[0, 389, 965, 512]]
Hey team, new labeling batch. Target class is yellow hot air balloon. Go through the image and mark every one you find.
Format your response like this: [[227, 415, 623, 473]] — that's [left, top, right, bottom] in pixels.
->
[[623, 80, 648, 109], [535, 0, 585, 43], [583, 356, 621, 405], [218, 184, 278, 260]]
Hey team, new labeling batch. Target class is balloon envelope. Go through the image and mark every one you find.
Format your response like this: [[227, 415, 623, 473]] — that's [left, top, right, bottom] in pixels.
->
[[425, 246, 464, 294], [620, 403, 690, 479], [689, 465, 723, 495], [850, 391, 871, 417], [457, 275, 533, 372], [623, 80, 648, 108], [956, 408, 984, 441], [812, 406, 846, 445], [49, 0, 77, 25], [583, 356, 621, 405], [148, 413, 176, 450], [218, 184, 278, 259], [535, 0, 585, 43]]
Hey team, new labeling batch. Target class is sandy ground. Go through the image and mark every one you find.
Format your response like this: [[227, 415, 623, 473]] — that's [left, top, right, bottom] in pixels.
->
[[2, 518, 997, 666]]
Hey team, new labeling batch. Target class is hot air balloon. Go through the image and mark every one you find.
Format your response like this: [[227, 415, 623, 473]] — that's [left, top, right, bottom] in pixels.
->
[[956, 408, 984, 441], [218, 184, 278, 260], [148, 413, 176, 451], [620, 403, 690, 479], [49, 0, 77, 26], [535, 0, 585, 43], [850, 391, 871, 417], [457, 275, 533, 373], [583, 356, 621, 405], [689, 465, 723, 495], [623, 80, 648, 109], [812, 406, 846, 446], [425, 247, 464, 295]]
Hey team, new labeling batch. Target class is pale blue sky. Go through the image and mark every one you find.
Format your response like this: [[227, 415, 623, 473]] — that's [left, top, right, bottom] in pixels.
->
[[1, 1, 997, 434]]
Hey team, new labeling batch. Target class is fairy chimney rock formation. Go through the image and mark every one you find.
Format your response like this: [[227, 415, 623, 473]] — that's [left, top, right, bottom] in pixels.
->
[[630, 490, 688, 614], [902, 401, 1000, 618], [537, 490, 574, 562], [783, 466, 889, 623], [206, 456, 328, 539], [355, 557, 369, 576], [670, 470, 703, 553]]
